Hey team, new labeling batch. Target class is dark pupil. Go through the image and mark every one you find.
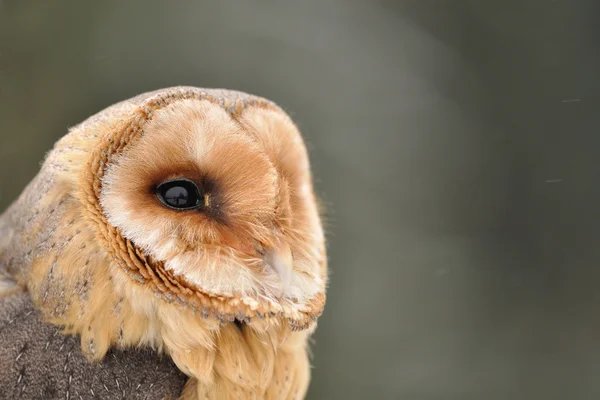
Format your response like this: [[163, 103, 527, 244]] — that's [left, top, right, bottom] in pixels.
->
[[157, 180, 201, 210]]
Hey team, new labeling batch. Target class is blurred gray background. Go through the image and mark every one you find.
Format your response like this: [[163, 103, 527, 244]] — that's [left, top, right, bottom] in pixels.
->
[[2, 1, 600, 399]]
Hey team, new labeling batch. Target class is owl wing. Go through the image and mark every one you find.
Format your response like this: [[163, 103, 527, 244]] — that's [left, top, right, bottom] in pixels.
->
[[0, 285, 187, 400]]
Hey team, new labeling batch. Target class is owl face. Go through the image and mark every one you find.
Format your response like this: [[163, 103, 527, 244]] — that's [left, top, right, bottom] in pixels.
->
[[98, 99, 326, 318]]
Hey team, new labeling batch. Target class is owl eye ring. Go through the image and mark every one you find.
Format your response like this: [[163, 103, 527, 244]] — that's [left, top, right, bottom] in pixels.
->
[[156, 179, 204, 211]]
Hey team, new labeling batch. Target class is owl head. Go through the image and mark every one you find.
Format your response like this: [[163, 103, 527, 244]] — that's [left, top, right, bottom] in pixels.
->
[[79, 88, 326, 331]]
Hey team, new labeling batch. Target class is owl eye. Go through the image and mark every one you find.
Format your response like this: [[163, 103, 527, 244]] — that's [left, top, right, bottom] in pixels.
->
[[156, 179, 203, 211]]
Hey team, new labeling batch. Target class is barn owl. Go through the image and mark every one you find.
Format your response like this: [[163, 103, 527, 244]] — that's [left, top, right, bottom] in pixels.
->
[[0, 87, 328, 399]]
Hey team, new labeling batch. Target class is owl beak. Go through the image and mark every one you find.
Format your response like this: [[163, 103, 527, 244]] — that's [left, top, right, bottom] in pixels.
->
[[264, 242, 293, 296]]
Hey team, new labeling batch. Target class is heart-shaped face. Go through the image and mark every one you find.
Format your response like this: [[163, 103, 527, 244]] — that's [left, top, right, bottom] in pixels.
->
[[92, 91, 327, 329]]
